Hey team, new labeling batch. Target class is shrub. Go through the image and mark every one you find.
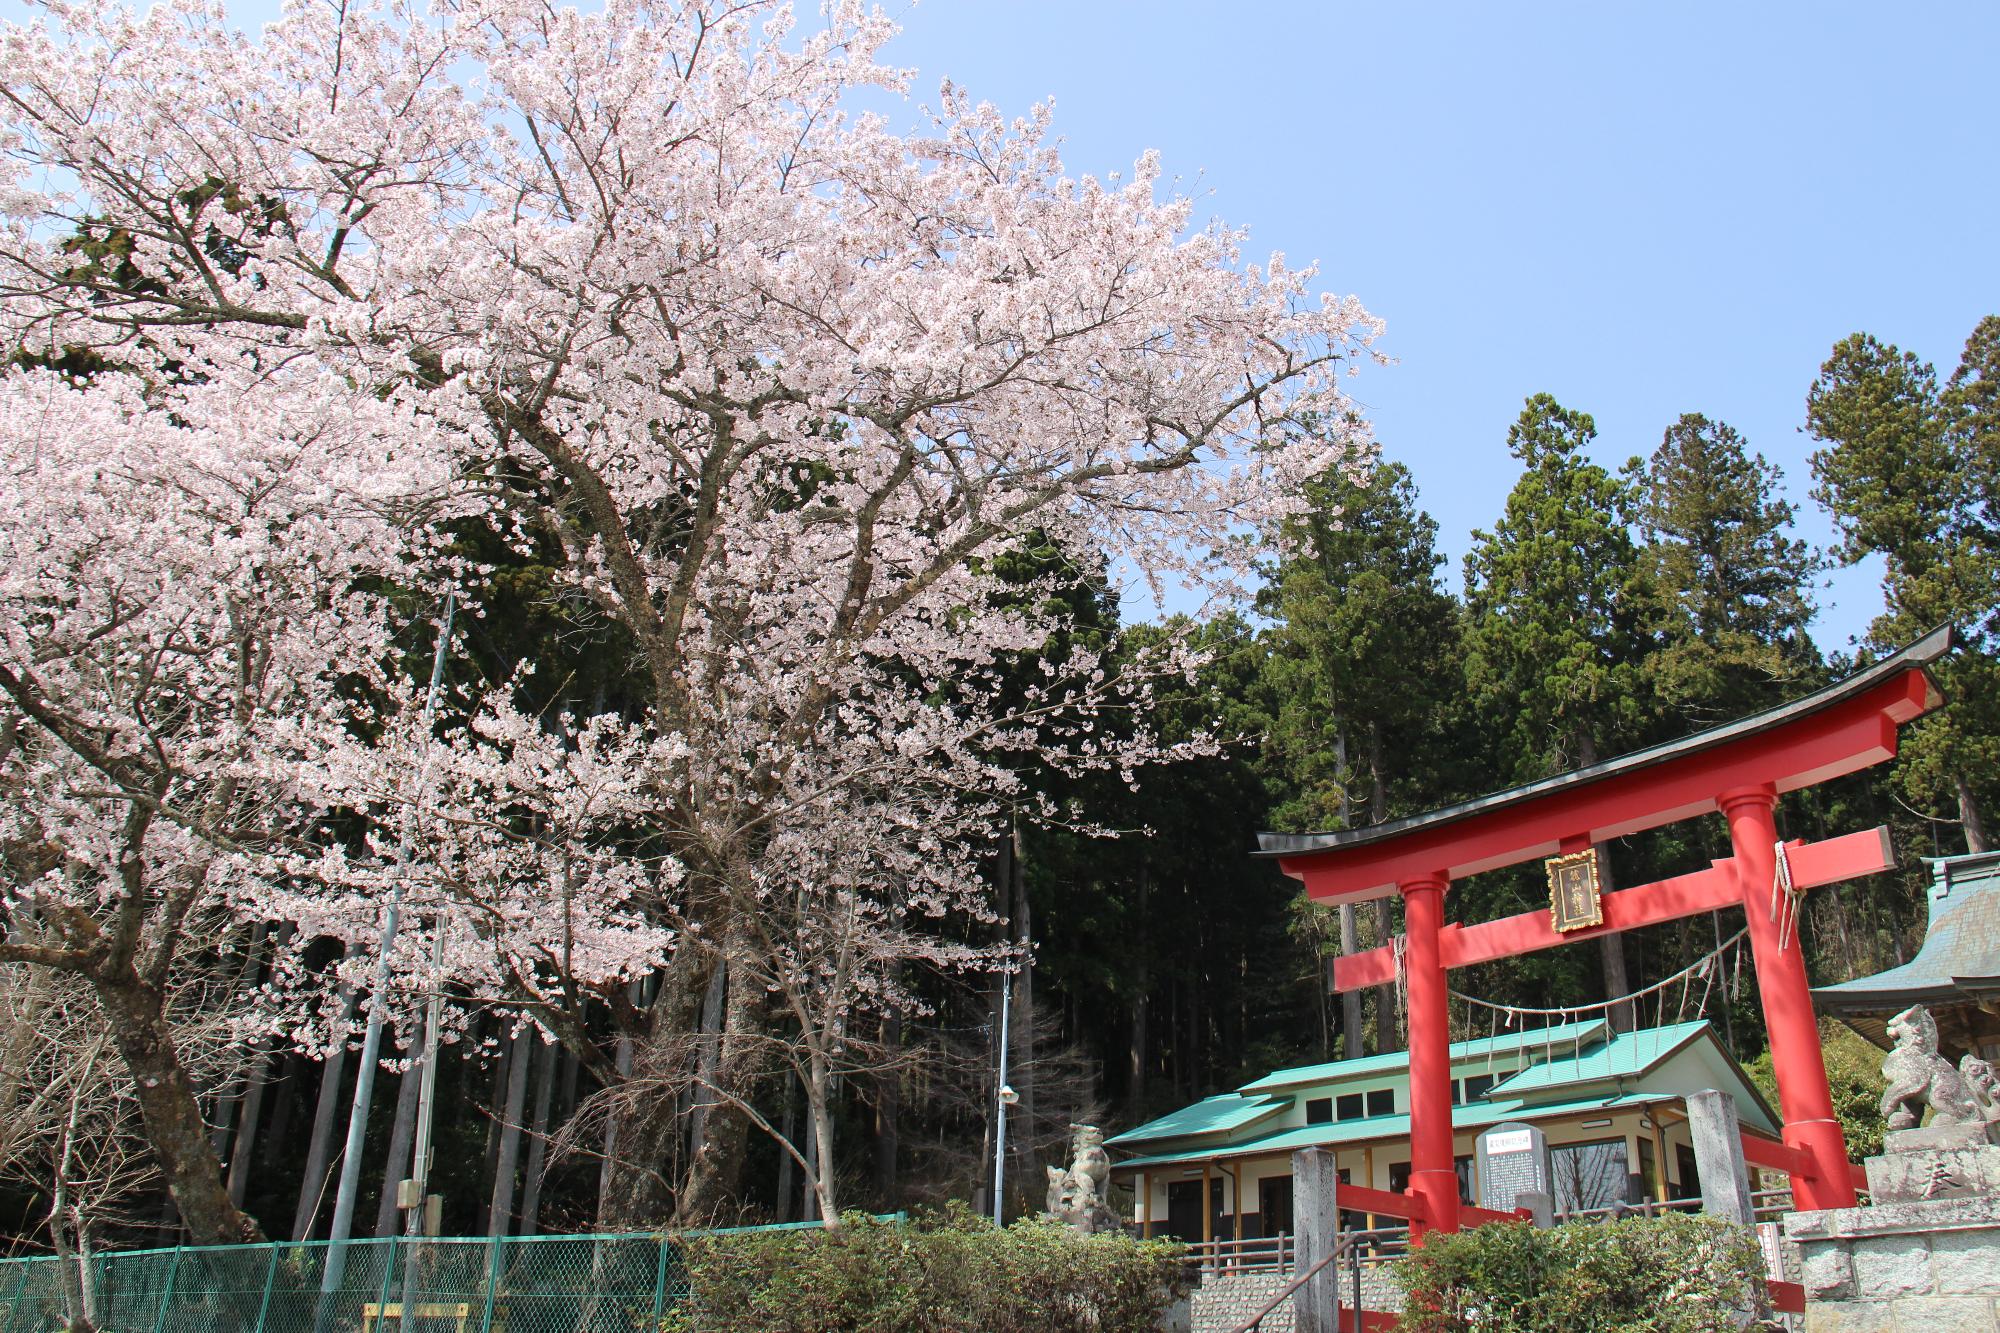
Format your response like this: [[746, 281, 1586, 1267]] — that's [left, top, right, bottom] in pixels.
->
[[1391, 1213, 1772, 1333], [1747, 1019, 1887, 1160], [661, 1205, 1192, 1333]]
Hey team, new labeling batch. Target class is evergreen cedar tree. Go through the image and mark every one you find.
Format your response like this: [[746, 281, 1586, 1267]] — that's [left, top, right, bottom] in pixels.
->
[[1808, 320, 2000, 853], [0, 0, 1377, 1240]]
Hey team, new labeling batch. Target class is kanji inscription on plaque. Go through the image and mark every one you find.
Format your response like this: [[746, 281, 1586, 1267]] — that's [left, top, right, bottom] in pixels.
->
[[1546, 848, 1604, 933]]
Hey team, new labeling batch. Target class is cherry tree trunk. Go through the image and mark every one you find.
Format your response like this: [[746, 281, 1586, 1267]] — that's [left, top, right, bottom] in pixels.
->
[[676, 924, 770, 1226], [93, 972, 261, 1244], [595, 953, 710, 1229], [806, 1056, 838, 1224]]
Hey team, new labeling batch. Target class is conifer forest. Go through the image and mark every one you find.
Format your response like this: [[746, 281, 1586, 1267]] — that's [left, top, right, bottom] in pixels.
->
[[0, 0, 1996, 1263]]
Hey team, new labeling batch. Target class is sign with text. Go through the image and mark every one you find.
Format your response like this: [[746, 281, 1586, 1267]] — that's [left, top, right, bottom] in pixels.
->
[[1546, 848, 1605, 933], [1476, 1120, 1550, 1214]]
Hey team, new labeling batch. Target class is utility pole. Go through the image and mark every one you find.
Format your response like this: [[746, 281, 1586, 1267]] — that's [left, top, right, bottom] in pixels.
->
[[319, 593, 456, 1304], [991, 970, 1013, 1227]]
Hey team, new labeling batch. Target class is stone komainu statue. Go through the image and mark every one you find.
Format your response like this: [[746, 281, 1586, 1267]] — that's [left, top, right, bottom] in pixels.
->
[[1044, 1123, 1122, 1235], [1879, 1004, 1985, 1129], [1961, 1054, 2000, 1123]]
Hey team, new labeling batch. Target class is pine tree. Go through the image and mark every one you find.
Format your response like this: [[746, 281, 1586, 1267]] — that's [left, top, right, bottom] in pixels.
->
[[1625, 413, 1821, 728], [1464, 395, 1649, 777], [1261, 458, 1464, 1054], [1264, 460, 1464, 828], [1807, 323, 2000, 852], [1464, 394, 1649, 1024]]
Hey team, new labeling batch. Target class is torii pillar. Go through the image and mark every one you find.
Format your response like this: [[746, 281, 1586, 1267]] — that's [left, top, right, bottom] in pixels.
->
[[1400, 871, 1459, 1239], [1721, 785, 1849, 1212], [1259, 627, 1958, 1234]]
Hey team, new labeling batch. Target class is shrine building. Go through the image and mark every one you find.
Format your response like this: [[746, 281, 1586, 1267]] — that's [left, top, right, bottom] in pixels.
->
[[1111, 1018, 1780, 1242]]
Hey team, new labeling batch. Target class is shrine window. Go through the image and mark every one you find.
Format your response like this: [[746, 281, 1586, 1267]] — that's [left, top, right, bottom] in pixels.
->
[[1365, 1089, 1394, 1116], [1551, 1138, 1628, 1213], [1335, 1093, 1364, 1121], [1305, 1097, 1333, 1125]]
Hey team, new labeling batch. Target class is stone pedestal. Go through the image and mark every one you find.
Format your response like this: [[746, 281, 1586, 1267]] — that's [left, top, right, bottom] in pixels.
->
[[1864, 1125, 2000, 1204], [1785, 1192, 2000, 1330]]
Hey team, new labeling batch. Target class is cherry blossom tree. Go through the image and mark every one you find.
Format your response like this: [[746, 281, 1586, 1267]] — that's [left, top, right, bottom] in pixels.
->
[[0, 368, 451, 1242], [0, 0, 1379, 1225], [0, 960, 251, 1320]]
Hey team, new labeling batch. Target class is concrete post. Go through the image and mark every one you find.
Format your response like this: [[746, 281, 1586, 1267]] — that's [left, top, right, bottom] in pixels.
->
[[1515, 1190, 1554, 1228], [1686, 1089, 1757, 1226], [1292, 1147, 1340, 1333]]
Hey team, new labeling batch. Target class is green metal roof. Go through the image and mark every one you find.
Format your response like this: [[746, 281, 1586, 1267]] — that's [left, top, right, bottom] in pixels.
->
[[1236, 1018, 1608, 1094], [1814, 850, 2000, 1011], [1483, 1020, 1709, 1096], [1109, 1092, 1674, 1171], [1106, 1093, 1288, 1146]]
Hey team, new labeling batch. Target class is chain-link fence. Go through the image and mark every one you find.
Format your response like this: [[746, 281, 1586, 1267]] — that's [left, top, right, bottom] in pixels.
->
[[0, 1231, 703, 1333]]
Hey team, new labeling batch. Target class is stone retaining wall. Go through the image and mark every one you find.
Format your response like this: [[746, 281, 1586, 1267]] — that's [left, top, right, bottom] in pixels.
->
[[1785, 1194, 2000, 1331], [1189, 1261, 1403, 1333]]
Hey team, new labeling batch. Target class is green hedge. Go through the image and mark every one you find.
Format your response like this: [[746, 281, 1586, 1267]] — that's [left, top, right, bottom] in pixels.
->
[[1392, 1213, 1773, 1333], [662, 1206, 1191, 1333]]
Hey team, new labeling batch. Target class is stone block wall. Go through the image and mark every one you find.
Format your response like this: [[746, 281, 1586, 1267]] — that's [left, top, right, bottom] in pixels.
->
[[1191, 1272, 1292, 1333], [1188, 1261, 1404, 1333], [1785, 1195, 2000, 1331]]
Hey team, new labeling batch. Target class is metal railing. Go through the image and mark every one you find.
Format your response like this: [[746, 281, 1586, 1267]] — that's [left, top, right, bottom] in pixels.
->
[[1552, 1193, 1705, 1225], [1183, 1234, 1292, 1276], [1182, 1223, 1412, 1276]]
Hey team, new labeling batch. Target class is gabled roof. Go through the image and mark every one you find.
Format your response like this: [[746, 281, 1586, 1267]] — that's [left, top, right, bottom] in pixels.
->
[[1111, 1092, 1677, 1171], [1813, 850, 2000, 1012], [1236, 1018, 1607, 1094], [1485, 1020, 1708, 1096], [1107, 1093, 1288, 1147]]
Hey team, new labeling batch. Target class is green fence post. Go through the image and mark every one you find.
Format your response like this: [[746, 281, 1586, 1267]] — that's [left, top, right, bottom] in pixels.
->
[[253, 1244, 282, 1333], [376, 1234, 398, 1322], [149, 1245, 184, 1333], [479, 1236, 503, 1333], [2, 1258, 28, 1333], [651, 1237, 670, 1323]]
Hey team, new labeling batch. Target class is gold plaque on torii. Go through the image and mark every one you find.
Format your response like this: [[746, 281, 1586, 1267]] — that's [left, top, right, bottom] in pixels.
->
[[1547, 848, 1605, 933]]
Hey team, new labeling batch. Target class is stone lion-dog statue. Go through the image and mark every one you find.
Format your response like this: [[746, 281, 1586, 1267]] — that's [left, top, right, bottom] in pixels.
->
[[1880, 1004, 1984, 1129], [1045, 1123, 1121, 1234]]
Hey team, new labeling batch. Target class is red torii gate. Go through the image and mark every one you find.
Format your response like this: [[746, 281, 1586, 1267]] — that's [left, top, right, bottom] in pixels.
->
[[1256, 628, 1954, 1240]]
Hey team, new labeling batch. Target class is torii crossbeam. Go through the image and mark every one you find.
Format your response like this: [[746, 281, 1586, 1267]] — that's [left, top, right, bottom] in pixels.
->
[[1256, 627, 1955, 1238]]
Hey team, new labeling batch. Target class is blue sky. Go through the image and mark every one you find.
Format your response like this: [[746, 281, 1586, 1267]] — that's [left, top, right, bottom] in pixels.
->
[[869, 1, 2000, 651]]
